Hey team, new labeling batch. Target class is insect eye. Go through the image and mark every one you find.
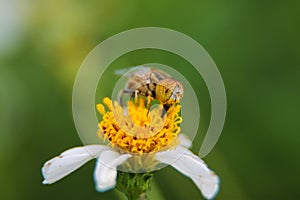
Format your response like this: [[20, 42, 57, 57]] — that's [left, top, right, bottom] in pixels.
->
[[165, 88, 170, 94], [164, 87, 173, 97]]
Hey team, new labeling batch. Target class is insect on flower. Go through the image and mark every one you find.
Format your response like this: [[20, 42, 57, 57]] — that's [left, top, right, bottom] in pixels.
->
[[42, 97, 219, 199], [116, 66, 184, 114], [41, 66, 219, 200]]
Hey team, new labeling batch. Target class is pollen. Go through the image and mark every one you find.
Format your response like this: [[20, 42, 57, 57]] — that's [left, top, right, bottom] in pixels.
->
[[97, 97, 182, 155]]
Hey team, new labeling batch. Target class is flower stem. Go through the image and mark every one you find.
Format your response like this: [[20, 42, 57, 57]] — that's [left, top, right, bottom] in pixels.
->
[[116, 171, 153, 200]]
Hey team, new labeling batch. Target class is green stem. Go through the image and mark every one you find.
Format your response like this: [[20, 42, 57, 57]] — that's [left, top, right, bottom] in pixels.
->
[[116, 171, 154, 200]]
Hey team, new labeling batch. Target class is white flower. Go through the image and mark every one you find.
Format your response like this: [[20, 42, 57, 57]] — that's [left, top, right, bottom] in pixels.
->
[[43, 97, 219, 199], [42, 134, 219, 199]]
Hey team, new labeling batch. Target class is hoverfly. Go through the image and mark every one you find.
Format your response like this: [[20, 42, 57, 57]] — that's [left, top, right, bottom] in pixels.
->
[[116, 66, 184, 115]]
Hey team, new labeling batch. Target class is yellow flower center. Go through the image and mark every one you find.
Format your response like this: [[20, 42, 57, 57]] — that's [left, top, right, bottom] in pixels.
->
[[97, 97, 182, 155]]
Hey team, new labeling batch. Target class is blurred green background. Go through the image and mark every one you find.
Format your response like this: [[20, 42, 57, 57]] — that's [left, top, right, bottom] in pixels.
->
[[0, 0, 299, 200]]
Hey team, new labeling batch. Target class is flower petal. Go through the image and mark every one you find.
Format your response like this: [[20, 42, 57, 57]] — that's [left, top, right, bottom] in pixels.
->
[[156, 148, 209, 177], [94, 150, 131, 192], [156, 146, 219, 199], [191, 173, 219, 199], [178, 134, 192, 148], [42, 145, 110, 184]]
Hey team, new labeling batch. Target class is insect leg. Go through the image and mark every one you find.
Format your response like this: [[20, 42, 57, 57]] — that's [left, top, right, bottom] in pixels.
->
[[146, 95, 152, 115], [118, 89, 136, 106], [134, 90, 139, 105], [117, 89, 124, 106], [162, 104, 170, 117]]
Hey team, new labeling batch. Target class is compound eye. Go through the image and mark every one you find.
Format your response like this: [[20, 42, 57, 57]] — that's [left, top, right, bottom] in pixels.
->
[[156, 84, 172, 103], [156, 79, 176, 103], [165, 87, 174, 99]]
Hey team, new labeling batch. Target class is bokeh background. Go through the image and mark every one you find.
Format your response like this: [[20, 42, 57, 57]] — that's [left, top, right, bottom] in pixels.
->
[[0, 0, 299, 200]]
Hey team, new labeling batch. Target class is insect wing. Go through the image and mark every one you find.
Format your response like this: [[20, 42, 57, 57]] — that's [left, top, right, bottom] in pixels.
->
[[114, 66, 150, 77]]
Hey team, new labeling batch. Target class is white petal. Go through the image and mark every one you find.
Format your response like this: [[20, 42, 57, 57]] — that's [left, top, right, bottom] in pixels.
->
[[156, 148, 209, 177], [156, 145, 205, 167], [191, 173, 219, 199], [178, 134, 192, 148], [156, 147, 219, 199], [94, 150, 131, 192], [42, 145, 110, 184]]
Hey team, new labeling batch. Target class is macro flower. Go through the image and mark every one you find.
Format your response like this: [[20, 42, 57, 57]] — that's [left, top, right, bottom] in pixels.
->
[[42, 97, 219, 199]]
